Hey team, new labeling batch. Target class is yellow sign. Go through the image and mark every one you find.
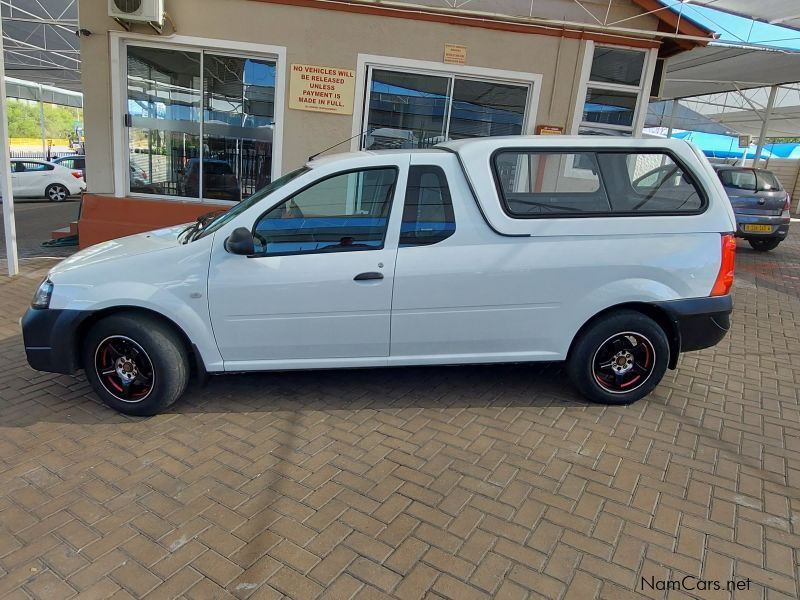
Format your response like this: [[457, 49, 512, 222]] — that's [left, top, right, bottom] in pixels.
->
[[536, 125, 564, 136], [289, 64, 356, 115], [444, 44, 467, 65]]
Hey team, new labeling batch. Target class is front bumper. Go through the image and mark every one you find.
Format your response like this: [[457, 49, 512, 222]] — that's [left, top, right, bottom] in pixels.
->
[[653, 295, 732, 367], [21, 308, 93, 374]]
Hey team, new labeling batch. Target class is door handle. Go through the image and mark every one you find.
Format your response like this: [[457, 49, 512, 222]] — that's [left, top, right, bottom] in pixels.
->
[[354, 272, 384, 281]]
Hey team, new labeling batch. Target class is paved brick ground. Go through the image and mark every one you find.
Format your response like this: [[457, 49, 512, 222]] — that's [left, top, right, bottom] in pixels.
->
[[0, 232, 798, 599]]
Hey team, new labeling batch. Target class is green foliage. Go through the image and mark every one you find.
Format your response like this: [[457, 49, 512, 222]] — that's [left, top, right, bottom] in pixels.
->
[[6, 98, 83, 139]]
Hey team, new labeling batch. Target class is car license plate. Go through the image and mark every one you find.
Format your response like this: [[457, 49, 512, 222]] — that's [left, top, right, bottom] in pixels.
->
[[743, 224, 772, 233]]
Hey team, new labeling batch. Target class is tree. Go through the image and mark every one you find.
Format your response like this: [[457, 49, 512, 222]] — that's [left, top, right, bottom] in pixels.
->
[[6, 98, 83, 139]]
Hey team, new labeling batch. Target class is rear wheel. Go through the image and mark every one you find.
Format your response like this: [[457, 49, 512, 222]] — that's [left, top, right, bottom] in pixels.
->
[[567, 311, 669, 405], [82, 313, 189, 416], [45, 183, 69, 202], [748, 238, 780, 252]]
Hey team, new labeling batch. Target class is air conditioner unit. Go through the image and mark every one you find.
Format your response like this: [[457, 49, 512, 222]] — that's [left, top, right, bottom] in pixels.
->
[[108, 0, 164, 25]]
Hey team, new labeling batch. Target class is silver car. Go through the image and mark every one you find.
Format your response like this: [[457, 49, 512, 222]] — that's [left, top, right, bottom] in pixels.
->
[[714, 166, 791, 252]]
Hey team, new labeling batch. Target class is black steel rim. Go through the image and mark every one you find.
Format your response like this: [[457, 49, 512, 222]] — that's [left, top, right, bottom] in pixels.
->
[[94, 335, 155, 403], [592, 331, 655, 394]]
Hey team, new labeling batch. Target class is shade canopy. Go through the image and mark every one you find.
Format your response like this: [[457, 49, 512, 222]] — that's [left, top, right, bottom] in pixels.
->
[[684, 1, 800, 31], [1, 0, 80, 91], [661, 44, 800, 99]]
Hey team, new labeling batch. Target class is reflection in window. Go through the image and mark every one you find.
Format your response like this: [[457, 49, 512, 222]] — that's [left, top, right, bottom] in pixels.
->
[[449, 79, 527, 140], [582, 89, 638, 128], [202, 54, 276, 201], [590, 47, 645, 86], [127, 46, 201, 197], [255, 168, 397, 255], [126, 45, 276, 201], [576, 44, 648, 137], [365, 70, 449, 149], [363, 68, 529, 149]]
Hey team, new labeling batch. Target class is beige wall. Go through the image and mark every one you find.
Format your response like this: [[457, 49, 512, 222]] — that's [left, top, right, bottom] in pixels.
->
[[79, 0, 660, 195]]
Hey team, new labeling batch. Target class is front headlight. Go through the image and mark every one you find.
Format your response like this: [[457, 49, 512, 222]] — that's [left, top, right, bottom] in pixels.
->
[[31, 279, 54, 309]]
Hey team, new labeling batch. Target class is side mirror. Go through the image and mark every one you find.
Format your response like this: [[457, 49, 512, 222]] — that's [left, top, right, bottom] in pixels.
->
[[224, 227, 255, 255]]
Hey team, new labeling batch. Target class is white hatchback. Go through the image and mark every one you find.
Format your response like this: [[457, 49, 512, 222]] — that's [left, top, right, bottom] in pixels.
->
[[8, 158, 87, 201], [22, 137, 736, 415]]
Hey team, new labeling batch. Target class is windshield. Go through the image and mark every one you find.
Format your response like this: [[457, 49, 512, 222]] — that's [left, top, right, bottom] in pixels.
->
[[195, 167, 310, 239]]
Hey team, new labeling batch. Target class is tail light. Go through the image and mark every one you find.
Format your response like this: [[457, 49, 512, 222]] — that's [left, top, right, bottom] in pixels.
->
[[71, 171, 83, 179], [711, 234, 736, 297], [782, 194, 791, 217]]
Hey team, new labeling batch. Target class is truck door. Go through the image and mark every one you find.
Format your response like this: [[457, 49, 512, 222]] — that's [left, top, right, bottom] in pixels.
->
[[207, 164, 405, 366]]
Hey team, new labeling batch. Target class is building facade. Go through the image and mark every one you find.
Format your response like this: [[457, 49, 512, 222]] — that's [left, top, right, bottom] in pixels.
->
[[77, 0, 709, 246]]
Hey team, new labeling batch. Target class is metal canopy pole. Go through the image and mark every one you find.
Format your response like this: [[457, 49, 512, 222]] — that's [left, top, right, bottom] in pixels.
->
[[38, 84, 47, 157], [0, 15, 20, 277], [666, 98, 679, 138], [753, 85, 778, 168]]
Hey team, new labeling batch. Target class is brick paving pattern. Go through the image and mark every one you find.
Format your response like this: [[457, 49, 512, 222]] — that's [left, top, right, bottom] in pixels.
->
[[0, 232, 798, 599]]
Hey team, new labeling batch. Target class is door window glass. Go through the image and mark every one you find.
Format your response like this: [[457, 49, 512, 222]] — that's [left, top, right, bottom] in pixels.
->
[[400, 166, 455, 247], [14, 161, 52, 172], [254, 168, 397, 255]]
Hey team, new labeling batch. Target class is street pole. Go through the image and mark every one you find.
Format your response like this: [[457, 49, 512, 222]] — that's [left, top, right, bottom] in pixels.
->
[[0, 15, 20, 276]]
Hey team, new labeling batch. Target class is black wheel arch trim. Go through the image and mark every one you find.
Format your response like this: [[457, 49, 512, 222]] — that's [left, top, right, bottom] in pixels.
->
[[22, 306, 209, 377], [570, 295, 732, 371], [652, 295, 732, 366]]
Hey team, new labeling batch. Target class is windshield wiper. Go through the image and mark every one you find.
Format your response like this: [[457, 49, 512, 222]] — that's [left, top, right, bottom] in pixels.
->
[[180, 210, 226, 244]]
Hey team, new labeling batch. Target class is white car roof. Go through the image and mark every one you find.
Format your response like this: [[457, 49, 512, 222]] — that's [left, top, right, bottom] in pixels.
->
[[438, 135, 698, 153]]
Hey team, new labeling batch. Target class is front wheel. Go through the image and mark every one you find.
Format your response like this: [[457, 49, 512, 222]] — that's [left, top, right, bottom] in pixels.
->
[[567, 311, 669, 405], [82, 313, 189, 416], [748, 238, 780, 252], [45, 183, 69, 202]]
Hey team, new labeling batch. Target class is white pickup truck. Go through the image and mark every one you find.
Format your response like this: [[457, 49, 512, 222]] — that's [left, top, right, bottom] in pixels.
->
[[23, 137, 736, 415]]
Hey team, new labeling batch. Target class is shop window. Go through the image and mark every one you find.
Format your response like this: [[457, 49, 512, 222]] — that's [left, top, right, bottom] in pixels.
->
[[575, 44, 649, 136], [126, 44, 276, 202], [363, 68, 529, 150]]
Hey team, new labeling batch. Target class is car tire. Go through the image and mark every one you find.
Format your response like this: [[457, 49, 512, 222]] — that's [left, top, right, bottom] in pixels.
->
[[748, 238, 780, 252], [82, 313, 189, 416], [45, 183, 69, 202], [567, 310, 669, 405]]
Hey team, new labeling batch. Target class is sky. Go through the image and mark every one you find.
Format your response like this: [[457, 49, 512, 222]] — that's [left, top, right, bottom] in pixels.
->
[[661, 0, 800, 50]]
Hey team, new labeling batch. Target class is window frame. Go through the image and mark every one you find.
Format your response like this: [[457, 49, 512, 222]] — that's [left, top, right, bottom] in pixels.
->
[[350, 54, 542, 152], [490, 147, 709, 220], [110, 32, 287, 205], [571, 41, 657, 137], [250, 166, 400, 258]]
